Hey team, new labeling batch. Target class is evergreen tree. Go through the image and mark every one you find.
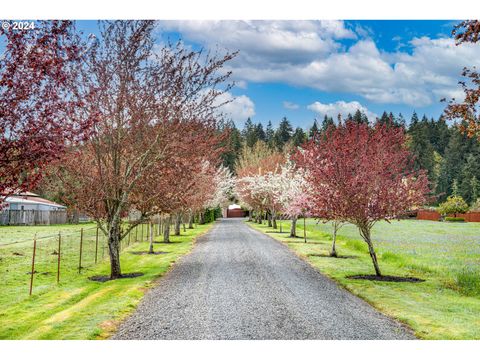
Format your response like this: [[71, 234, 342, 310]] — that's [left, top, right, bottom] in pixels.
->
[[471, 176, 479, 205], [408, 114, 436, 184], [437, 127, 466, 201], [397, 113, 406, 129], [353, 109, 369, 124], [410, 111, 419, 126], [220, 121, 243, 173], [321, 115, 335, 132], [434, 115, 451, 156], [274, 117, 293, 151], [452, 179, 459, 197], [437, 123, 480, 202], [309, 119, 320, 138], [265, 120, 275, 147], [255, 123, 266, 143], [459, 153, 480, 203], [377, 111, 390, 125], [291, 127, 307, 147], [243, 118, 259, 148]]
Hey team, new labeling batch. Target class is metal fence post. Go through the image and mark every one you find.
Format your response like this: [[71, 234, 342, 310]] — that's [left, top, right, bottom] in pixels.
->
[[29, 233, 37, 295], [57, 232, 61, 283], [78, 228, 84, 273], [95, 226, 99, 264]]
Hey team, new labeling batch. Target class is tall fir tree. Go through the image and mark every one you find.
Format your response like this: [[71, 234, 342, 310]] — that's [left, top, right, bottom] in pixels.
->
[[309, 119, 320, 138], [408, 113, 436, 184], [221, 121, 243, 173], [321, 114, 335, 131], [291, 127, 307, 147], [243, 118, 259, 148], [255, 123, 266, 143], [274, 117, 293, 151], [265, 120, 275, 147], [352, 109, 369, 124]]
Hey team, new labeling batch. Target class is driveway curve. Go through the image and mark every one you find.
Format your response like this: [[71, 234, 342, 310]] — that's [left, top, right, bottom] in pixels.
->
[[113, 218, 414, 340]]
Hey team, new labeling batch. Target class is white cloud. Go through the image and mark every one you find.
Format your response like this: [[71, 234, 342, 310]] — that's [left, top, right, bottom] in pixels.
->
[[307, 100, 378, 121], [158, 21, 480, 108], [215, 92, 255, 124], [235, 80, 248, 89], [283, 101, 299, 110]]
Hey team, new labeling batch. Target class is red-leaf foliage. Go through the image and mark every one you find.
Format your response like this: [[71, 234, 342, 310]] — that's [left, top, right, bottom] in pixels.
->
[[0, 21, 94, 202], [444, 20, 480, 139], [294, 121, 430, 227]]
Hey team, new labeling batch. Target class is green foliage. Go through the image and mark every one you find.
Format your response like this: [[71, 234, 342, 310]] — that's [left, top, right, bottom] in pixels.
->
[[201, 207, 222, 223], [444, 217, 465, 222], [438, 195, 469, 215]]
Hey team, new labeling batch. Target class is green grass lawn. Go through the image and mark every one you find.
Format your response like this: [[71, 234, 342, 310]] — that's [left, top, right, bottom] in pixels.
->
[[0, 222, 213, 339], [248, 218, 480, 340], [0, 222, 97, 246]]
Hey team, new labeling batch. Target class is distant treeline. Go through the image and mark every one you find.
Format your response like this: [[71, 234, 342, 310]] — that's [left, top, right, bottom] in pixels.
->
[[221, 110, 480, 205]]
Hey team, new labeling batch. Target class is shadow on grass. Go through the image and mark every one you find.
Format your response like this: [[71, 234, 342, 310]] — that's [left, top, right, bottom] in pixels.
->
[[346, 274, 425, 283], [89, 272, 144, 283], [152, 241, 182, 244], [129, 251, 169, 255], [308, 253, 358, 259], [284, 240, 324, 244]]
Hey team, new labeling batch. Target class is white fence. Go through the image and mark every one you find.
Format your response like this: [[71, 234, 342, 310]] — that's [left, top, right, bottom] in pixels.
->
[[0, 210, 68, 225]]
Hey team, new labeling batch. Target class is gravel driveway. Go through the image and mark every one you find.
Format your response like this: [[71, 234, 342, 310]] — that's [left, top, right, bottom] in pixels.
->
[[113, 218, 414, 339]]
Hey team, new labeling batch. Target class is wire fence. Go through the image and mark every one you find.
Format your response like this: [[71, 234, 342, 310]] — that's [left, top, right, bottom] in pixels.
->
[[0, 221, 168, 300]]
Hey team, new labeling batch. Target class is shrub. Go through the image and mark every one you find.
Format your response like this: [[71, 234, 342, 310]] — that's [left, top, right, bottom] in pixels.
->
[[438, 196, 469, 216], [445, 217, 465, 222]]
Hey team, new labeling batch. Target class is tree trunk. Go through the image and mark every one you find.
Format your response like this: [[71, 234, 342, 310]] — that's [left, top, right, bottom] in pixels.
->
[[163, 216, 171, 243], [148, 222, 154, 254], [330, 222, 338, 257], [272, 212, 277, 229], [107, 220, 122, 279], [199, 212, 205, 225], [359, 225, 382, 276], [267, 212, 272, 227], [174, 213, 181, 235], [248, 211, 252, 222], [188, 211, 194, 229], [290, 217, 297, 237]]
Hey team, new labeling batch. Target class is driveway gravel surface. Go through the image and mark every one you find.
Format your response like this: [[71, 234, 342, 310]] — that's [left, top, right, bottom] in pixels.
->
[[113, 218, 414, 340]]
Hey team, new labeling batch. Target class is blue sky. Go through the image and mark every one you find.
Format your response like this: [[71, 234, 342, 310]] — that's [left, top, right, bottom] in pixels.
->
[[149, 20, 476, 129], [3, 20, 475, 130]]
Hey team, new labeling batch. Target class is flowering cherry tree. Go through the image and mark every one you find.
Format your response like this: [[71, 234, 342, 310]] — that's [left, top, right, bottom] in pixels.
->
[[0, 21, 94, 204], [295, 121, 430, 276], [56, 21, 234, 279]]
